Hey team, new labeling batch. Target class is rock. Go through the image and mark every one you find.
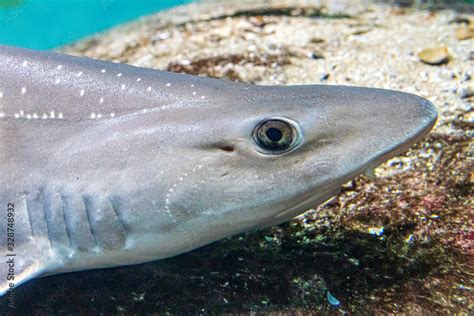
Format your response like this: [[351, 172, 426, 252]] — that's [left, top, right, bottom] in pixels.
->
[[151, 31, 171, 42], [367, 226, 384, 236], [455, 25, 474, 40], [351, 28, 371, 36], [307, 51, 324, 59], [449, 16, 472, 24], [320, 73, 330, 81], [418, 47, 450, 65], [310, 36, 325, 44], [327, 291, 341, 306], [459, 83, 474, 99]]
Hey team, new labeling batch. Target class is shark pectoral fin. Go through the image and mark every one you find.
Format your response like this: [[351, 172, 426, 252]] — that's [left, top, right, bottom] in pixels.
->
[[0, 240, 60, 296]]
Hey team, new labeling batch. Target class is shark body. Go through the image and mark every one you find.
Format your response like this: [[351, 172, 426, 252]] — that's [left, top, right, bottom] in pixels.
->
[[0, 45, 437, 295]]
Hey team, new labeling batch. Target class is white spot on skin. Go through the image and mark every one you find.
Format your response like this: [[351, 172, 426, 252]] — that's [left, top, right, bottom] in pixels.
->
[[201, 96, 205, 100], [20, 110, 24, 117], [22, 61, 28, 67], [166, 83, 171, 87], [99, 97, 104, 104], [80, 89, 85, 97], [117, 73, 122, 77], [121, 84, 126, 90], [137, 78, 142, 82], [42, 113, 48, 119], [147, 86, 152, 92], [0, 112, 4, 118], [50, 111, 55, 118], [97, 113, 102, 119], [143, 109, 148, 113], [101, 69, 106, 73], [14, 114, 19, 119], [32, 113, 38, 119], [110, 113, 115, 118], [21, 87, 26, 95], [0, 92, 3, 99], [193, 91, 197, 96], [57, 65, 63, 70], [77, 71, 83, 77], [191, 84, 194, 88], [55, 78, 60, 84], [90, 113, 96, 119], [26, 114, 31, 120], [58, 112, 63, 119]]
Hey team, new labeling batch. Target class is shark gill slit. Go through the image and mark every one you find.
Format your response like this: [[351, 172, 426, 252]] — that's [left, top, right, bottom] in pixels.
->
[[60, 193, 73, 249], [24, 193, 37, 242], [108, 196, 129, 239], [81, 195, 100, 249], [41, 190, 54, 248]]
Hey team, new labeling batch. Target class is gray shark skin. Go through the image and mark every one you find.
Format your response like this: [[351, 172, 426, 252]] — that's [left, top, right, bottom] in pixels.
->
[[0, 45, 437, 295]]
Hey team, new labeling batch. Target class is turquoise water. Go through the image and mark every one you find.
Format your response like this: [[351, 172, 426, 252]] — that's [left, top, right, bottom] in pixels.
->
[[0, 0, 192, 50]]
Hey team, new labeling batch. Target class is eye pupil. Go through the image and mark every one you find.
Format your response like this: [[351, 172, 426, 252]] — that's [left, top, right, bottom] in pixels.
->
[[266, 128, 283, 142]]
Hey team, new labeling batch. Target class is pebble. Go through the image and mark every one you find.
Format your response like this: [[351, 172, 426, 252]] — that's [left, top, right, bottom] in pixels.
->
[[308, 51, 324, 59], [455, 25, 474, 41], [449, 16, 472, 24], [151, 32, 171, 42], [459, 83, 474, 99], [327, 291, 341, 307], [368, 226, 384, 236], [310, 36, 325, 44], [418, 47, 450, 65], [320, 73, 330, 81]]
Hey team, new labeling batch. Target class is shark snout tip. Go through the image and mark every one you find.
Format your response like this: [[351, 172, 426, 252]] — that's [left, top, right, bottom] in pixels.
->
[[413, 96, 438, 138]]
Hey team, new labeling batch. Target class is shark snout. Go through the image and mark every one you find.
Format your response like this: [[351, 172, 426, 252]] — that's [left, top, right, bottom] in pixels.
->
[[355, 88, 438, 170], [380, 89, 437, 147], [415, 96, 438, 135]]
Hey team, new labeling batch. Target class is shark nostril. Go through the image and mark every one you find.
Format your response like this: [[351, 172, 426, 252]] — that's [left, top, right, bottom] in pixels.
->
[[218, 145, 235, 153]]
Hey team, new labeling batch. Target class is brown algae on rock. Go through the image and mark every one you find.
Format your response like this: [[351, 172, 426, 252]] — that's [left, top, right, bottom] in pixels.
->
[[6, 0, 471, 315]]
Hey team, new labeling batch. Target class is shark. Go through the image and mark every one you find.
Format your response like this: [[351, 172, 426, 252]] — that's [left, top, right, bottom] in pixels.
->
[[0, 45, 437, 296]]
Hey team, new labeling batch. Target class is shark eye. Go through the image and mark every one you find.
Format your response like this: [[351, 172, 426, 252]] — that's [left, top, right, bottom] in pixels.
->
[[253, 118, 300, 154]]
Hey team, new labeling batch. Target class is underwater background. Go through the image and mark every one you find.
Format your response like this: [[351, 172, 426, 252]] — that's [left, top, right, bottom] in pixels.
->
[[0, 0, 472, 314], [0, 0, 193, 49]]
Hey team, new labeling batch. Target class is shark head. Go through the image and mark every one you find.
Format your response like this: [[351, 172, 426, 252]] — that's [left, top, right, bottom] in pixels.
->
[[116, 83, 437, 248], [34, 69, 436, 256], [0, 45, 439, 293]]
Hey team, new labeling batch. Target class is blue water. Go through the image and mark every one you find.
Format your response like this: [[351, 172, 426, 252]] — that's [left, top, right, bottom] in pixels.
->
[[0, 0, 192, 50]]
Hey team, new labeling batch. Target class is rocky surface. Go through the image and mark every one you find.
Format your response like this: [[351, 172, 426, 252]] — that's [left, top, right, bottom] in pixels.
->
[[3, 0, 472, 314]]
